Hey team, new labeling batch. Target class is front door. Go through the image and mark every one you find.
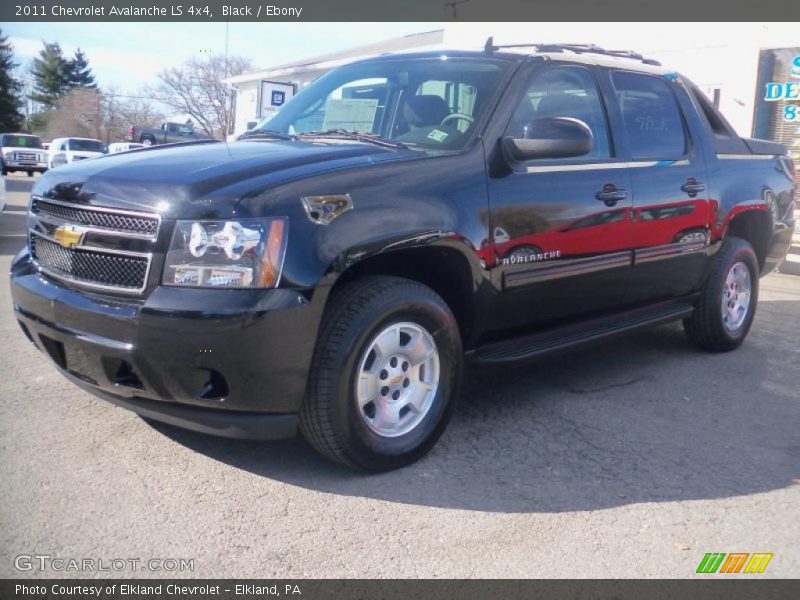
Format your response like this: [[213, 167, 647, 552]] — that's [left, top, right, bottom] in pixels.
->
[[486, 63, 634, 333]]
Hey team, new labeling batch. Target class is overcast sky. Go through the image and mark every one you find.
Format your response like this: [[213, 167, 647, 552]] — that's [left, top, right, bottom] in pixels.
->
[[5, 22, 441, 93]]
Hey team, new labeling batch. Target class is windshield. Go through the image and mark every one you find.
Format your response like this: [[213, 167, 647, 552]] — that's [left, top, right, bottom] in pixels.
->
[[2, 135, 43, 149], [255, 56, 512, 150], [69, 139, 104, 152]]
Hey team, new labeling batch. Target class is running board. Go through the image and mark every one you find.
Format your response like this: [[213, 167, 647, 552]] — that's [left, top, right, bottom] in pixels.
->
[[471, 302, 694, 365]]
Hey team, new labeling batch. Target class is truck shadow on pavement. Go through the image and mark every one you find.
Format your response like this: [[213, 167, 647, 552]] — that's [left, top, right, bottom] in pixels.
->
[[150, 299, 800, 513]]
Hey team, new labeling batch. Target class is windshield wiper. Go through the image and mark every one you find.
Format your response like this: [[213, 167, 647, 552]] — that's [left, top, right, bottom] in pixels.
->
[[296, 129, 409, 149], [238, 129, 297, 141]]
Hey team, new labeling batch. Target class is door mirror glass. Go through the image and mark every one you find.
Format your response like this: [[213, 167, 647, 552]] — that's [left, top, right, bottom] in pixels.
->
[[503, 117, 593, 162]]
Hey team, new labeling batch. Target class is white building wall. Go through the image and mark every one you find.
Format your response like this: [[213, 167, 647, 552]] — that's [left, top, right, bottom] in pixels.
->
[[444, 23, 799, 137], [233, 81, 260, 135]]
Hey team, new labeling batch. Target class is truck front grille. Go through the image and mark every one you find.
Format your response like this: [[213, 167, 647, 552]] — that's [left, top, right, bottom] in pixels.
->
[[30, 234, 150, 292], [32, 198, 160, 237]]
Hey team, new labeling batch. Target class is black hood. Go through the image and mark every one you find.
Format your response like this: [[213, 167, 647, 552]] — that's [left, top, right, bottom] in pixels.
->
[[32, 140, 419, 219]]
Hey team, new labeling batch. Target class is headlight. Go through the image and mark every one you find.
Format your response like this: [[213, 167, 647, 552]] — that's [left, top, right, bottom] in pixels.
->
[[163, 218, 287, 288]]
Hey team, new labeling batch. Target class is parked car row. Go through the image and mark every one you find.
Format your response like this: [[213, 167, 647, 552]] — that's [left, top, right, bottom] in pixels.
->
[[0, 133, 146, 176]]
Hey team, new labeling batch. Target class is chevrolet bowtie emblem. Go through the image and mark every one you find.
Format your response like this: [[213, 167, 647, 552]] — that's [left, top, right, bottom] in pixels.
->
[[53, 225, 85, 249]]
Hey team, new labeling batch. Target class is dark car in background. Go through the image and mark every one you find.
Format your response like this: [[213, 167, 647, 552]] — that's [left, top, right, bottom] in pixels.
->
[[10, 44, 796, 471], [126, 121, 213, 146]]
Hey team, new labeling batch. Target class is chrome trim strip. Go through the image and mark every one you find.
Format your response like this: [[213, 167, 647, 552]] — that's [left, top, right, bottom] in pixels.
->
[[31, 196, 161, 240], [504, 250, 632, 289], [634, 241, 708, 264], [525, 159, 689, 173], [29, 211, 160, 241], [29, 230, 153, 295], [716, 154, 776, 160]]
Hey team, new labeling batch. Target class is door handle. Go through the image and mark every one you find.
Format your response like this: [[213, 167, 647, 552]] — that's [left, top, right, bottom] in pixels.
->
[[681, 180, 705, 196], [595, 185, 628, 206]]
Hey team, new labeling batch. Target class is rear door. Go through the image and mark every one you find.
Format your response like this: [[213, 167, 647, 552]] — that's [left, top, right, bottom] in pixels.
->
[[486, 63, 634, 332], [608, 70, 713, 303]]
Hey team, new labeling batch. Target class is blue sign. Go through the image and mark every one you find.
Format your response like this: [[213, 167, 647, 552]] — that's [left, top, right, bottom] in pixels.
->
[[271, 90, 286, 107]]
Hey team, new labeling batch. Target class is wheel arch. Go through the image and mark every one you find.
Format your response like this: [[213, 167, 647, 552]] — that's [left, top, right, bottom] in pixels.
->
[[723, 208, 772, 272], [324, 240, 483, 347]]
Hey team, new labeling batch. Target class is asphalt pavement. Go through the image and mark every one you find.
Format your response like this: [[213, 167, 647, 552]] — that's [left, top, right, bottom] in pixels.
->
[[0, 173, 798, 578]]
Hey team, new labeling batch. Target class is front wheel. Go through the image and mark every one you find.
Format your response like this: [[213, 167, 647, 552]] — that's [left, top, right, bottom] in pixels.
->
[[300, 276, 462, 471], [26, 170, 34, 177], [683, 237, 759, 352]]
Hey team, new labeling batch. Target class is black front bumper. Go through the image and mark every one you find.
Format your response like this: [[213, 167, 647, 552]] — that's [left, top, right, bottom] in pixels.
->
[[10, 250, 322, 440]]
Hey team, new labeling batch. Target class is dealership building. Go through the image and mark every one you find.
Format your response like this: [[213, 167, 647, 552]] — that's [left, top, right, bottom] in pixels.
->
[[225, 23, 799, 159]]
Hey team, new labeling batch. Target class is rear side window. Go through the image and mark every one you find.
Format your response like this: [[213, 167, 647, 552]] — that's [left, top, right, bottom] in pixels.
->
[[612, 71, 687, 160]]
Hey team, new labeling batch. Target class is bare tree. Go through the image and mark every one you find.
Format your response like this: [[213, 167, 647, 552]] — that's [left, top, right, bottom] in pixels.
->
[[45, 87, 104, 141], [104, 87, 165, 142], [155, 55, 252, 138], [42, 87, 166, 143], [117, 96, 164, 131]]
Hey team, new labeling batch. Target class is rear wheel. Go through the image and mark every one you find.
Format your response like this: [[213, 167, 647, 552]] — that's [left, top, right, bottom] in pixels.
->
[[141, 136, 155, 146], [300, 276, 462, 471], [683, 237, 759, 352]]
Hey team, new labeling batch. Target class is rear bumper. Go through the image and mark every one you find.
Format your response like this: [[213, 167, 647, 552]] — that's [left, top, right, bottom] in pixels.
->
[[763, 211, 796, 275], [10, 249, 322, 440]]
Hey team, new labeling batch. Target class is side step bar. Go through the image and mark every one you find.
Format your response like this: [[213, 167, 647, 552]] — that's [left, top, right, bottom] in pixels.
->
[[471, 302, 695, 365]]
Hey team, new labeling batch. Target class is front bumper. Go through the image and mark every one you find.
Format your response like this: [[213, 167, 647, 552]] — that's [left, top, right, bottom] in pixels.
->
[[5, 160, 47, 171], [10, 249, 322, 440]]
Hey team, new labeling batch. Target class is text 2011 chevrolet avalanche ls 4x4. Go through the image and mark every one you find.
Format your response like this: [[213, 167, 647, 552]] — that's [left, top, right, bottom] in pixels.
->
[[10, 43, 796, 471]]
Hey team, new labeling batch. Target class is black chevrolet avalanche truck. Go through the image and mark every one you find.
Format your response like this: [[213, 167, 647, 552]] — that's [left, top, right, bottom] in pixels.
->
[[10, 44, 796, 471]]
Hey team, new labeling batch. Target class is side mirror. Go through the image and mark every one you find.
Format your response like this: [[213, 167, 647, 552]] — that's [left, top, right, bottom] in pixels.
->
[[502, 117, 593, 163]]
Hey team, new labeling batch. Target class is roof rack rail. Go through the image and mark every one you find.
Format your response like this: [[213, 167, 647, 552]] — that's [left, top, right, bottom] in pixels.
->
[[483, 37, 661, 66]]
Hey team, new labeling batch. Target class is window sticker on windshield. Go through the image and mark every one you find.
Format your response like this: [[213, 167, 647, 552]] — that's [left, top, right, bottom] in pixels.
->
[[323, 99, 379, 132], [18, 137, 26, 146], [427, 129, 449, 143]]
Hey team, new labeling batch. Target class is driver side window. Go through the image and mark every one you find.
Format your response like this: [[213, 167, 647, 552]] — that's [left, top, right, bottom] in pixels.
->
[[507, 66, 612, 159], [417, 80, 476, 132]]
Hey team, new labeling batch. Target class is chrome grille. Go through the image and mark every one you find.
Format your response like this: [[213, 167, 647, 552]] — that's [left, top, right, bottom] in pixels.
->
[[30, 234, 149, 292], [32, 198, 160, 238]]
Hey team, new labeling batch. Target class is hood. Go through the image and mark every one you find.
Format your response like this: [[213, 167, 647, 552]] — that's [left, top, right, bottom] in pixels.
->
[[32, 140, 420, 219]]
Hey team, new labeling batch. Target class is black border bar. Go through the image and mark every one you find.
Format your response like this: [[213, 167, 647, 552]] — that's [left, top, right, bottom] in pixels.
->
[[3, 579, 800, 600], [3, 0, 800, 22]]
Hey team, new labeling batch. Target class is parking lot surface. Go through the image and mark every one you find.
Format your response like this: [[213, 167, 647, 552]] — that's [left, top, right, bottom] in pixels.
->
[[1, 173, 798, 578]]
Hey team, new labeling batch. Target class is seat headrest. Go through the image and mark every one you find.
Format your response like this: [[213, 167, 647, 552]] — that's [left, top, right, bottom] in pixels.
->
[[403, 95, 450, 127]]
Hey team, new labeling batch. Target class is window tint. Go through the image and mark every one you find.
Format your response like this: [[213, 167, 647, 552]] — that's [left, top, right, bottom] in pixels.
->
[[506, 66, 611, 159], [612, 71, 687, 160]]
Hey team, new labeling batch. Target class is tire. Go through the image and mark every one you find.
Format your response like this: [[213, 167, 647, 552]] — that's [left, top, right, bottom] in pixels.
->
[[506, 244, 544, 264], [1, 167, 6, 176], [683, 236, 759, 352], [26, 170, 33, 177], [141, 136, 154, 146], [300, 275, 462, 471], [674, 227, 708, 245]]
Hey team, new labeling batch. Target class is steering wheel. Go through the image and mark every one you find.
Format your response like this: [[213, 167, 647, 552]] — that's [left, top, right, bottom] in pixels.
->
[[439, 113, 474, 128]]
